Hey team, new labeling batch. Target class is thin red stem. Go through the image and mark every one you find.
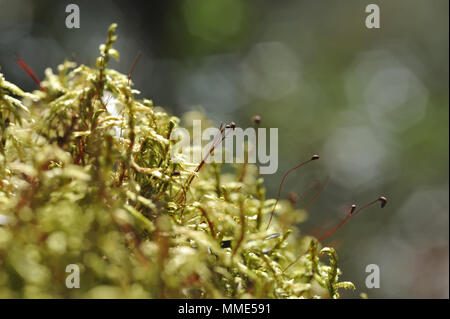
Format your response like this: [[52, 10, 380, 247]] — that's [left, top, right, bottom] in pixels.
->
[[176, 122, 233, 204], [198, 207, 216, 239], [283, 196, 387, 273], [318, 198, 385, 243], [128, 51, 142, 87], [265, 155, 319, 230], [15, 55, 44, 91], [302, 176, 330, 210]]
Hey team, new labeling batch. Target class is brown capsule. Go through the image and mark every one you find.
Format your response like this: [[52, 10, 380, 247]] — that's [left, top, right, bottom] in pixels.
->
[[349, 204, 357, 214], [226, 123, 236, 130], [378, 196, 388, 208], [252, 115, 261, 125], [287, 191, 299, 205], [311, 154, 320, 161]]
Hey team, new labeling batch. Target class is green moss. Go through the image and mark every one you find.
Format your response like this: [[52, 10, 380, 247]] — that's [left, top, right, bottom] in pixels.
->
[[0, 24, 354, 299]]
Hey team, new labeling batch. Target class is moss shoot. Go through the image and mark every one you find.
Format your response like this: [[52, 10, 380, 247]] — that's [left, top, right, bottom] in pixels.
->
[[0, 24, 355, 299]]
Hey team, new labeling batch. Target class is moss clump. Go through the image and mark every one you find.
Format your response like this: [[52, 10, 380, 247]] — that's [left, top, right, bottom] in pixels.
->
[[0, 24, 354, 299]]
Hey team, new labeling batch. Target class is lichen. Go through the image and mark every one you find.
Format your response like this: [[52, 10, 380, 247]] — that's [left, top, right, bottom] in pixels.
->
[[0, 24, 354, 299]]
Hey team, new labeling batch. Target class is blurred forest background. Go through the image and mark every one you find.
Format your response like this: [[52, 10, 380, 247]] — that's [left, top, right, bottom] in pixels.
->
[[0, 0, 448, 298]]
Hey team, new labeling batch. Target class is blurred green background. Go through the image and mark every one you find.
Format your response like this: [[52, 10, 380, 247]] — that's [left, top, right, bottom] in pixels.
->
[[0, 0, 448, 298]]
